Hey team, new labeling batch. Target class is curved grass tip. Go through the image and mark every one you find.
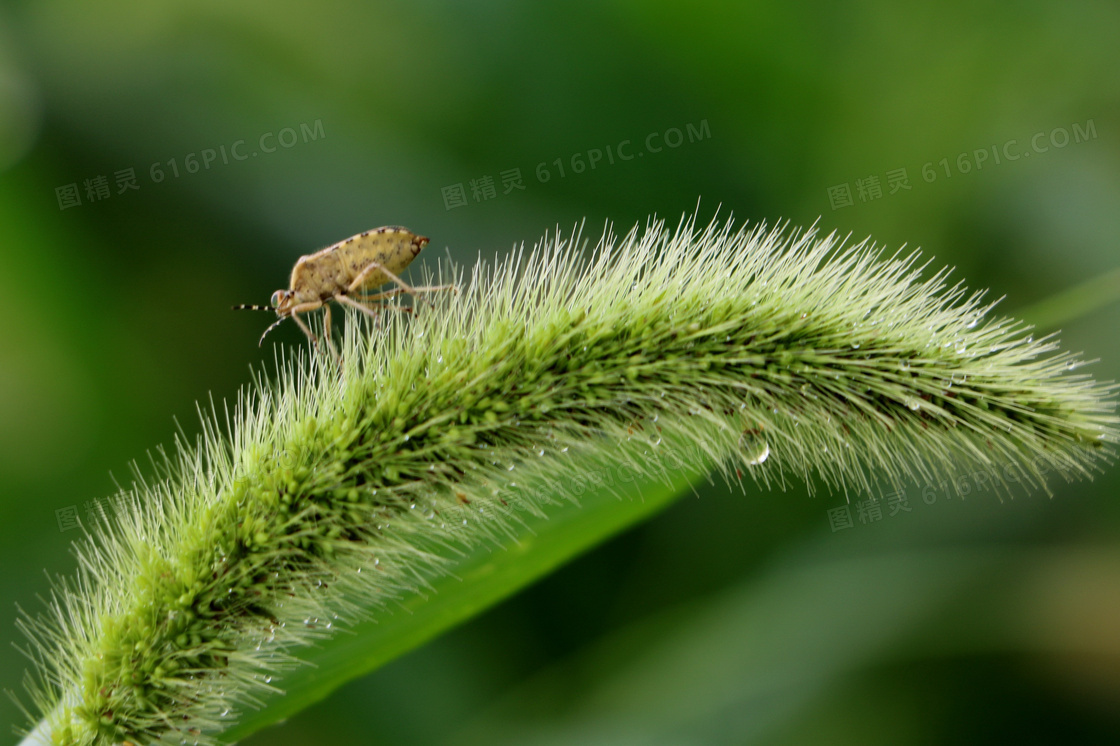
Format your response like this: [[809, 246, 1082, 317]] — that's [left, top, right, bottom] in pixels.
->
[[14, 211, 1118, 745]]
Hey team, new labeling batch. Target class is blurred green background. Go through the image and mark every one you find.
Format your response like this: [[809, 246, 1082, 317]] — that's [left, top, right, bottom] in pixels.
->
[[2, 1, 1119, 744]]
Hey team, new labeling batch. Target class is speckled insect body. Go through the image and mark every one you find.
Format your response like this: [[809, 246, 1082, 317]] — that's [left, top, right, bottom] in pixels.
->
[[234, 226, 453, 359]]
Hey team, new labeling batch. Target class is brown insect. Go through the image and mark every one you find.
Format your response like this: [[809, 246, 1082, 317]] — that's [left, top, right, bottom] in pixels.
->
[[233, 226, 454, 360]]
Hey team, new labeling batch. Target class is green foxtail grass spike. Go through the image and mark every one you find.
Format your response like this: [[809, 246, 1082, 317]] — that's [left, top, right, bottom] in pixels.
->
[[13, 211, 1118, 745]]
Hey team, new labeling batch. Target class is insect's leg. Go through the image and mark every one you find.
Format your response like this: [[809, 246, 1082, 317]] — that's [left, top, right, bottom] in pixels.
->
[[336, 292, 382, 319], [287, 301, 339, 363], [352, 288, 414, 314], [354, 287, 409, 302], [354, 286, 454, 305], [292, 311, 339, 364], [288, 301, 324, 338], [364, 302, 413, 314], [344, 262, 399, 296], [289, 312, 318, 347], [395, 280, 457, 296], [335, 293, 390, 333], [321, 304, 341, 363], [399, 283, 458, 304], [351, 264, 454, 308]]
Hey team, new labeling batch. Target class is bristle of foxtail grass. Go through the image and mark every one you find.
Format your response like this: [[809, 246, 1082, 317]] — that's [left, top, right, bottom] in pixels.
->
[[14, 212, 1117, 745]]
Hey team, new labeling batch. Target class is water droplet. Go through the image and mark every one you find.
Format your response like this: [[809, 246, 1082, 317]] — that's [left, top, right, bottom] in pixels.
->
[[739, 432, 770, 466], [904, 398, 921, 411], [745, 442, 770, 466]]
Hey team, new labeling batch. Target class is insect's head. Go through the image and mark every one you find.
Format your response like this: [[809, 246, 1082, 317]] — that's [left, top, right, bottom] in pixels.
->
[[248, 290, 296, 346], [270, 289, 295, 315], [232, 290, 295, 347]]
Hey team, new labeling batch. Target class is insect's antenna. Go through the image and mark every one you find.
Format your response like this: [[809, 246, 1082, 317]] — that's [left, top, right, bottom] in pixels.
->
[[258, 317, 287, 347], [232, 304, 275, 312]]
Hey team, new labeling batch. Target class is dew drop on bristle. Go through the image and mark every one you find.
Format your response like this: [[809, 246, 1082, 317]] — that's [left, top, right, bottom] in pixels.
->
[[739, 432, 771, 466]]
